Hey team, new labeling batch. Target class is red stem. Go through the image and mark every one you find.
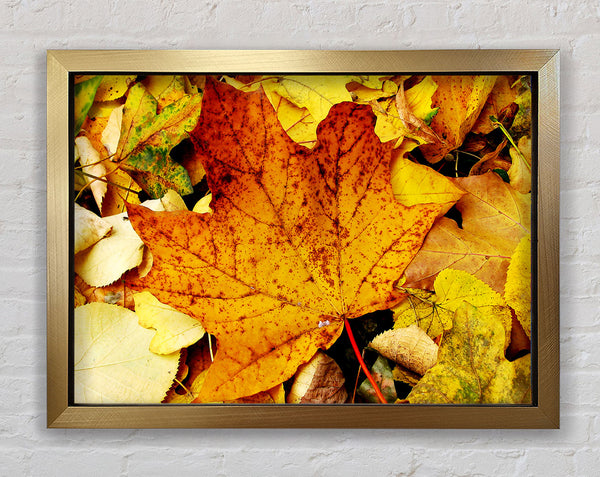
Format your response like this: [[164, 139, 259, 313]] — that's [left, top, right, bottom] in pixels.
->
[[344, 317, 387, 404]]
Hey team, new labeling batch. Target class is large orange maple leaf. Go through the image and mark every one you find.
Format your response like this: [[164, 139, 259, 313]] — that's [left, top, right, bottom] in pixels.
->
[[127, 78, 441, 402]]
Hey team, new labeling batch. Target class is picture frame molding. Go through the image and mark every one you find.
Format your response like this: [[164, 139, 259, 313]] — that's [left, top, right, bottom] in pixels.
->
[[47, 49, 559, 428]]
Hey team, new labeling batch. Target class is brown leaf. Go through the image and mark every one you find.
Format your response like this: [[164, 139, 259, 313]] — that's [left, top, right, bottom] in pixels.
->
[[286, 351, 348, 404], [404, 172, 530, 294]]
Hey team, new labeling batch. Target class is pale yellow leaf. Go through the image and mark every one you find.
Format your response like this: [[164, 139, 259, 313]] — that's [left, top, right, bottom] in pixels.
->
[[101, 105, 124, 158], [74, 203, 112, 254], [134, 291, 205, 355], [193, 194, 213, 214], [74, 302, 180, 403], [75, 136, 108, 210], [74, 212, 145, 287], [395, 269, 512, 347]]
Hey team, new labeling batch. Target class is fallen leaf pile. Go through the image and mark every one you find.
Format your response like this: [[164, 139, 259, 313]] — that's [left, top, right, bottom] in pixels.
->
[[73, 73, 532, 404]]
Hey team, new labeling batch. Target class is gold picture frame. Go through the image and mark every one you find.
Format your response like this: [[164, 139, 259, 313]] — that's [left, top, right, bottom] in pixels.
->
[[47, 49, 559, 428]]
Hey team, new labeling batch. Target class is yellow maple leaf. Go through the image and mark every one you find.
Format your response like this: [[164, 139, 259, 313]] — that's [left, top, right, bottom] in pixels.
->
[[127, 78, 443, 402]]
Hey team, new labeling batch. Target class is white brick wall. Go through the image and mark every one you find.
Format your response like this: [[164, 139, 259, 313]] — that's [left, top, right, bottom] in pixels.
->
[[1, 0, 598, 475]]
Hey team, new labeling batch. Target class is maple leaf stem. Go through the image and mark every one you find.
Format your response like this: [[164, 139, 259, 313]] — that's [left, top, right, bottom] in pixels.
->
[[344, 317, 387, 404]]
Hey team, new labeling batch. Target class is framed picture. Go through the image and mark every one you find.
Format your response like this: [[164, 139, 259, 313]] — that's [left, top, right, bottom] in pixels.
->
[[47, 50, 559, 428]]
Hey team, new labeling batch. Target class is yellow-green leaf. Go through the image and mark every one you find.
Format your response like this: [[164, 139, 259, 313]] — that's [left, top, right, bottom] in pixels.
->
[[407, 302, 531, 404], [505, 234, 532, 338], [74, 75, 103, 135], [394, 269, 511, 347], [134, 291, 205, 355], [114, 83, 201, 198], [74, 303, 180, 403], [141, 75, 187, 112]]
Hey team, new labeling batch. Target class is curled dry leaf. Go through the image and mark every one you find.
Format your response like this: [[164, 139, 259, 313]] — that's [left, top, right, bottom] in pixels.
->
[[370, 325, 438, 376], [286, 351, 348, 404], [74, 203, 111, 254]]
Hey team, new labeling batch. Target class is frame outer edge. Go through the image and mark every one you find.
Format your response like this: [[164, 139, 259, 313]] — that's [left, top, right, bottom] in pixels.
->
[[47, 51, 70, 427], [536, 50, 560, 428], [45, 50, 561, 428]]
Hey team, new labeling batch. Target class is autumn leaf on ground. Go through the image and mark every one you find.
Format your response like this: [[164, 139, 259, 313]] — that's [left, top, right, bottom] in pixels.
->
[[370, 325, 438, 376], [358, 355, 397, 403], [394, 269, 512, 347], [407, 302, 531, 404], [372, 76, 439, 148], [508, 135, 532, 193], [505, 235, 532, 338], [286, 351, 348, 404], [74, 302, 180, 403], [134, 291, 205, 355], [418, 75, 497, 163], [74, 212, 145, 287], [74, 136, 108, 211], [390, 157, 465, 218], [74, 75, 103, 135], [225, 75, 385, 148], [126, 77, 442, 402], [95, 75, 136, 102], [404, 171, 531, 294], [471, 75, 519, 135], [113, 82, 201, 198], [74, 203, 111, 254]]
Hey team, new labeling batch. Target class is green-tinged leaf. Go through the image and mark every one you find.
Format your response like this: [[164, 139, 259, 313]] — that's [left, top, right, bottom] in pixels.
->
[[358, 356, 397, 403], [407, 302, 531, 404], [74, 303, 180, 403], [114, 83, 201, 198], [74, 75, 103, 134]]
